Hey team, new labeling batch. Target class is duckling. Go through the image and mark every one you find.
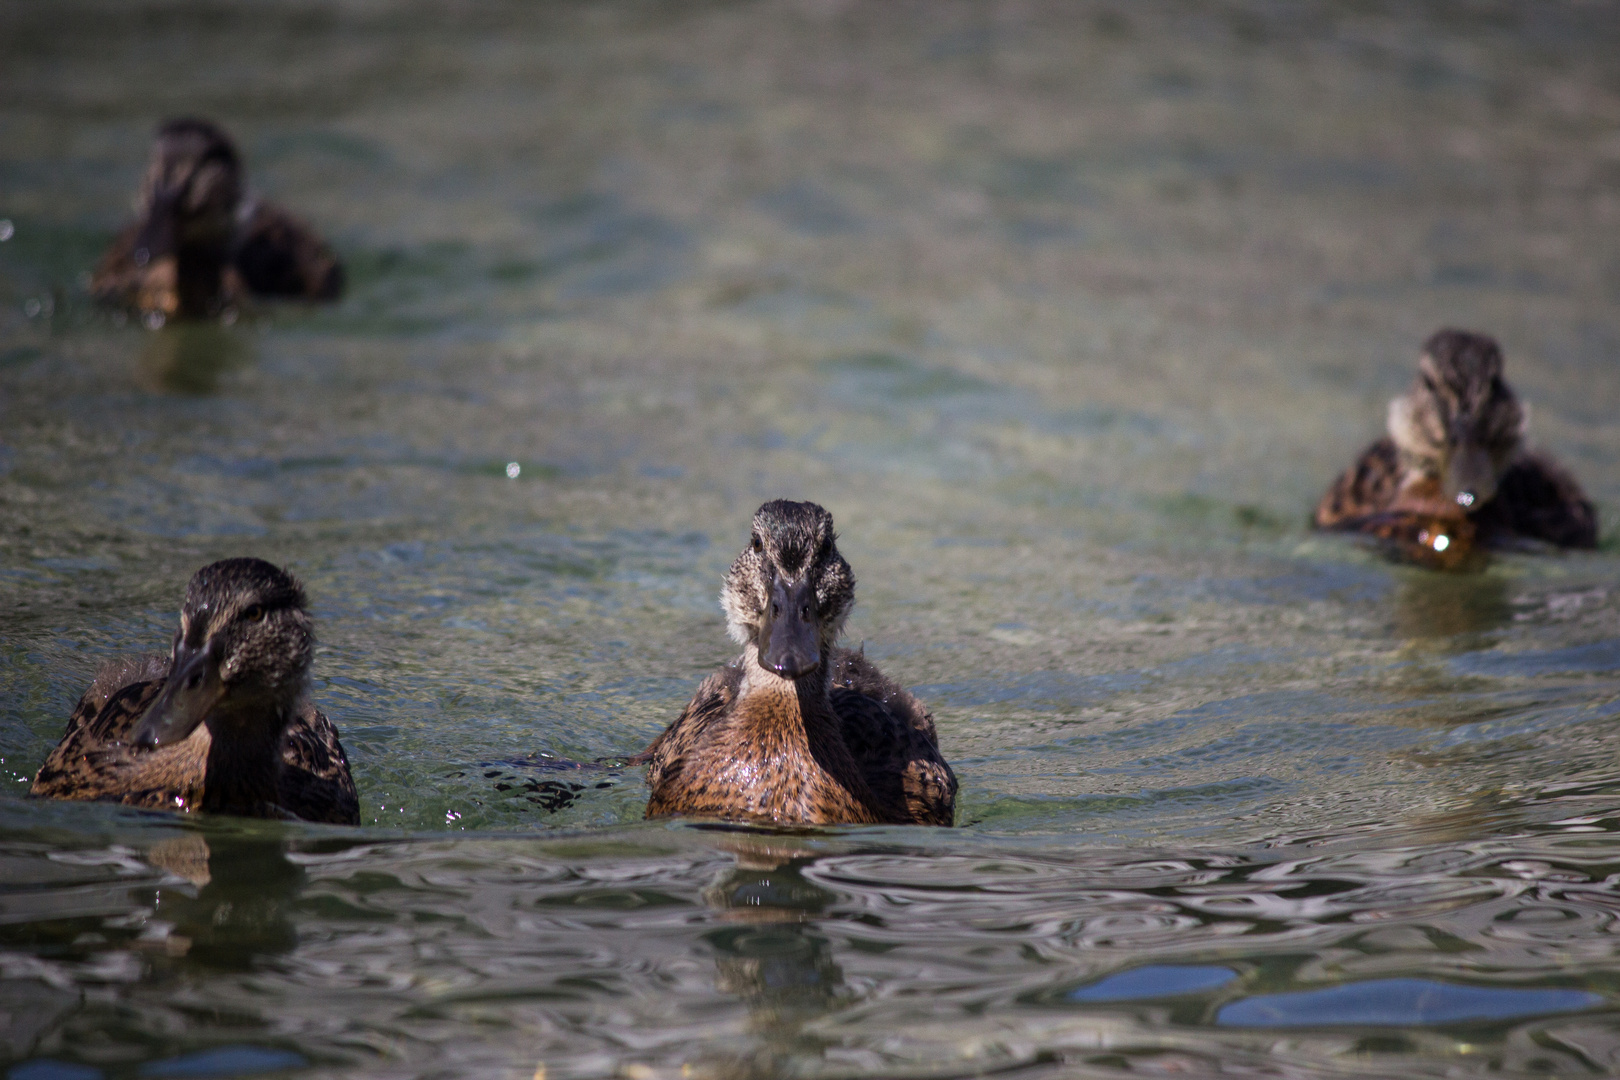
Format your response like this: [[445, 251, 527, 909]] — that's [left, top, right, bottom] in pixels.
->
[[640, 500, 956, 827], [1315, 328, 1597, 552], [92, 118, 343, 322], [31, 558, 359, 825]]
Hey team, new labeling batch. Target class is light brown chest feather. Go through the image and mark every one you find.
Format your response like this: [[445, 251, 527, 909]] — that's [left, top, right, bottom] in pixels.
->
[[647, 683, 879, 826]]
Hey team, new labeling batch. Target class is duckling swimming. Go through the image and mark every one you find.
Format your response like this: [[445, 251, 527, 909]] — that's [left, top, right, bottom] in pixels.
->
[[1315, 329, 1597, 553], [640, 500, 956, 827], [92, 118, 343, 322], [31, 558, 359, 825]]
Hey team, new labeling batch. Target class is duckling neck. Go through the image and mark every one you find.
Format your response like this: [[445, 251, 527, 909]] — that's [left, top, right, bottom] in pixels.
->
[[174, 242, 231, 316], [725, 647, 880, 824], [198, 702, 291, 816], [737, 648, 837, 734]]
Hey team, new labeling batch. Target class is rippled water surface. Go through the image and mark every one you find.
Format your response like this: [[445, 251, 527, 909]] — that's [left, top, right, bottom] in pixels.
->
[[4, 2, 1620, 1076]]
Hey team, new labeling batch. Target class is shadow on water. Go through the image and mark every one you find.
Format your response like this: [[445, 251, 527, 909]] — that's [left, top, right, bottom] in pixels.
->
[[136, 324, 254, 395]]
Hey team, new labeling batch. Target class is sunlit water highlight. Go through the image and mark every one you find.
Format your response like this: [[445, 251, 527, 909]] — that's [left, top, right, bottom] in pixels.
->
[[3, 2, 1620, 1076]]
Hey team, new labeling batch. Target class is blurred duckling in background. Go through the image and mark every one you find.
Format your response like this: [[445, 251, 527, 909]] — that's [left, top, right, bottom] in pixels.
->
[[640, 500, 956, 827], [1315, 328, 1597, 566], [92, 118, 343, 323], [31, 558, 359, 825]]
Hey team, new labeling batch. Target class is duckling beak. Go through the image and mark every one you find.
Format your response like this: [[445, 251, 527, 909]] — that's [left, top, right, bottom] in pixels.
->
[[130, 198, 182, 318], [1444, 434, 1498, 510], [132, 640, 224, 749], [133, 194, 180, 270], [759, 576, 821, 680]]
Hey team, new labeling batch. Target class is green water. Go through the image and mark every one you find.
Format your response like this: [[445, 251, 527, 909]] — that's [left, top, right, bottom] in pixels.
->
[[4, 2, 1620, 1076]]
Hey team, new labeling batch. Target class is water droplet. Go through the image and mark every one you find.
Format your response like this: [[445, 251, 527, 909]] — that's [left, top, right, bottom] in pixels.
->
[[0, 219, 13, 242], [505, 461, 521, 479], [134, 246, 151, 267], [143, 310, 166, 330], [1456, 491, 1476, 508], [22, 298, 40, 318], [1432, 534, 1450, 552]]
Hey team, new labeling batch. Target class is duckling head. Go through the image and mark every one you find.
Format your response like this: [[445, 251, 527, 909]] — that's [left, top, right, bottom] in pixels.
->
[[130, 119, 244, 308], [1386, 328, 1526, 510], [133, 558, 313, 750], [721, 500, 856, 681]]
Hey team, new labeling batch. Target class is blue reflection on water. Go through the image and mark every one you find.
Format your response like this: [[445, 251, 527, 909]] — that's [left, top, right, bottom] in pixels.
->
[[1067, 964, 1237, 1002], [9, 1062, 103, 1080], [137, 1047, 306, 1077], [1451, 638, 1620, 679], [1218, 978, 1602, 1028]]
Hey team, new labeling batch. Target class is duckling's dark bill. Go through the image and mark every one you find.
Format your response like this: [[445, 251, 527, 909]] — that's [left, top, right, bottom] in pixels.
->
[[132, 202, 179, 270], [132, 639, 222, 749], [1443, 434, 1497, 510], [761, 575, 821, 679]]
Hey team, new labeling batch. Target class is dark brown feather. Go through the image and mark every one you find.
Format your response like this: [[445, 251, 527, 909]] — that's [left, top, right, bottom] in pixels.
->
[[829, 649, 955, 826], [1471, 451, 1598, 549], [232, 201, 344, 300]]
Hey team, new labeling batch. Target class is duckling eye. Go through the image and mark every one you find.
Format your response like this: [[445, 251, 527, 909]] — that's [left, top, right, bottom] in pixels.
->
[[751, 534, 762, 553], [242, 604, 265, 623]]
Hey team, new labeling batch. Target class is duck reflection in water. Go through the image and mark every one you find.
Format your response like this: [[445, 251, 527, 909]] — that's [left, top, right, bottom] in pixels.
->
[[93, 117, 343, 324], [699, 836, 849, 1072], [142, 831, 306, 969], [1393, 572, 1513, 642], [1315, 329, 1597, 569], [136, 321, 253, 394], [639, 500, 956, 827], [31, 558, 360, 824]]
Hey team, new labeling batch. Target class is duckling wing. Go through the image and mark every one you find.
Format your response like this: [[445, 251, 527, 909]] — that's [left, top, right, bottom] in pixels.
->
[[58, 655, 170, 741], [1471, 451, 1598, 549], [89, 222, 148, 309], [278, 704, 360, 825], [30, 677, 184, 807], [640, 662, 743, 816], [829, 649, 956, 826], [1315, 437, 1403, 529], [233, 201, 344, 301]]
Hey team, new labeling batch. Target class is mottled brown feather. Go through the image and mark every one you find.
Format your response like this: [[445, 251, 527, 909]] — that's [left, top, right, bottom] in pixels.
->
[[643, 647, 955, 827], [1472, 451, 1598, 549], [92, 200, 340, 318], [1317, 437, 1596, 550], [32, 676, 358, 825]]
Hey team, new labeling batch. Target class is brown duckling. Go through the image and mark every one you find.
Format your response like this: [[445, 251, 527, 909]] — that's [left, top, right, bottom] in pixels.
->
[[640, 500, 957, 827], [31, 558, 359, 825], [1315, 328, 1597, 553], [92, 118, 343, 323]]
